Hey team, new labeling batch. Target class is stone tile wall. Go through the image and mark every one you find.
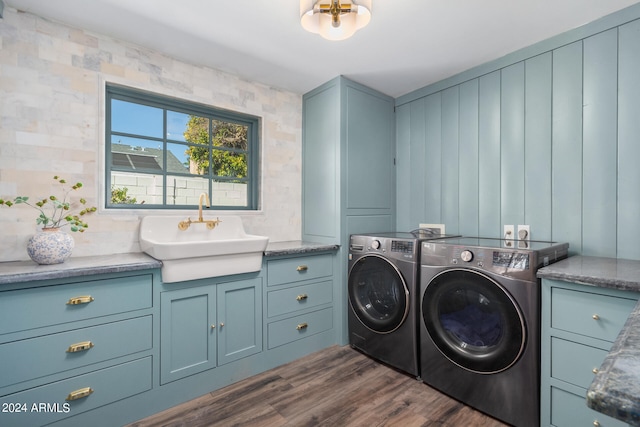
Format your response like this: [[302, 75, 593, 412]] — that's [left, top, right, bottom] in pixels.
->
[[0, 7, 302, 262]]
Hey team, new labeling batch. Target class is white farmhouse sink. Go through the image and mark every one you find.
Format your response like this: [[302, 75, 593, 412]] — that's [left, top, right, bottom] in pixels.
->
[[140, 215, 269, 283]]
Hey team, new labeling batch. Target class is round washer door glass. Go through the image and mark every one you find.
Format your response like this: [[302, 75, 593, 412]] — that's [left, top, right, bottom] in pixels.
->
[[348, 255, 410, 334], [422, 269, 526, 374]]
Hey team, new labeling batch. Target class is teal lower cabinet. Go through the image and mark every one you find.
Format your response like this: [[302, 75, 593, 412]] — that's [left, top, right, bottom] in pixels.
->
[[160, 276, 263, 384], [541, 279, 639, 427], [0, 271, 157, 427], [0, 251, 338, 426], [265, 254, 335, 353]]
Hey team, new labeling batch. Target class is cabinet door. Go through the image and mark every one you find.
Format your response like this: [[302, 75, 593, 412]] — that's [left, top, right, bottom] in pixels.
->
[[160, 286, 216, 384], [345, 83, 395, 211], [217, 277, 262, 365]]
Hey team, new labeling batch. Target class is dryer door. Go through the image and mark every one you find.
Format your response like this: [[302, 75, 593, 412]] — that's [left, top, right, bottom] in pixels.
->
[[348, 255, 410, 334], [421, 269, 526, 374]]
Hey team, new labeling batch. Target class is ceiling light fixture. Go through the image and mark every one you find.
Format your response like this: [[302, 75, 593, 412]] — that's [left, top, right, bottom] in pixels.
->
[[300, 0, 371, 41]]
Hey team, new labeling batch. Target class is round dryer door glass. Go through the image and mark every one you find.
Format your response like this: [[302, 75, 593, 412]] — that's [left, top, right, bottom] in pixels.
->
[[348, 255, 410, 334], [422, 269, 526, 374]]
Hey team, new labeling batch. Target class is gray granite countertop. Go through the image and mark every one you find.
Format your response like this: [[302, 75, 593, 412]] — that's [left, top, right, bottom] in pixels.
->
[[538, 256, 640, 426], [0, 242, 338, 286], [0, 252, 162, 285], [264, 240, 339, 257], [537, 255, 640, 292]]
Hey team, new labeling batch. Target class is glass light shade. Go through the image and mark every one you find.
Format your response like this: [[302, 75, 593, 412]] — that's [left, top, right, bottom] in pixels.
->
[[300, 1, 371, 41]]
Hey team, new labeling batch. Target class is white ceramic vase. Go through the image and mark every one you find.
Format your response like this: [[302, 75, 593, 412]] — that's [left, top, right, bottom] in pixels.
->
[[27, 228, 75, 265]]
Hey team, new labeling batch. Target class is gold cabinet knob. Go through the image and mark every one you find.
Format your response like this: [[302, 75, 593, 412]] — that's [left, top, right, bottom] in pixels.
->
[[211, 324, 216, 329], [592, 314, 600, 320], [593, 421, 600, 427], [592, 368, 599, 374], [219, 322, 224, 328], [296, 294, 308, 301]]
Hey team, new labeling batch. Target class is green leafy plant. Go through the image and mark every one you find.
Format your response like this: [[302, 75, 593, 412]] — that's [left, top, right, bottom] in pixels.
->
[[111, 186, 138, 204], [0, 176, 97, 232]]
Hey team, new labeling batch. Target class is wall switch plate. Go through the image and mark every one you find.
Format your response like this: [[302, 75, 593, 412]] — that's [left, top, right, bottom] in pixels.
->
[[503, 225, 514, 247], [518, 225, 530, 241], [419, 223, 445, 235]]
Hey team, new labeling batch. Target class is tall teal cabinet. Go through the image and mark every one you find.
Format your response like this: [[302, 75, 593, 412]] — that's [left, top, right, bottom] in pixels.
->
[[302, 76, 395, 344]]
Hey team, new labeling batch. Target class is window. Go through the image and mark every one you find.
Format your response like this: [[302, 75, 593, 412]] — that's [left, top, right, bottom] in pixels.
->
[[105, 84, 259, 210]]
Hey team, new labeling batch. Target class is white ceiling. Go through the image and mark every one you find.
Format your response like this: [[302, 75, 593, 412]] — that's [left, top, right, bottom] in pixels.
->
[[5, 0, 640, 98]]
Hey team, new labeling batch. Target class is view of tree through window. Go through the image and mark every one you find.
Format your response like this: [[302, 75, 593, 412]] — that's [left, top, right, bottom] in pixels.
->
[[106, 84, 258, 210], [184, 117, 248, 178]]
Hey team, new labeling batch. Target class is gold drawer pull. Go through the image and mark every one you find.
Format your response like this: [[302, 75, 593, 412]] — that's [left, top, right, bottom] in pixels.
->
[[66, 387, 94, 401], [296, 265, 308, 272], [592, 314, 600, 320], [592, 368, 599, 374], [67, 341, 94, 353], [296, 322, 308, 331], [67, 295, 94, 305], [296, 294, 308, 301], [593, 421, 600, 427]]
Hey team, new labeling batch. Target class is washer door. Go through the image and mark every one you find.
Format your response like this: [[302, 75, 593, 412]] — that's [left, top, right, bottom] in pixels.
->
[[348, 255, 410, 334], [422, 269, 526, 374]]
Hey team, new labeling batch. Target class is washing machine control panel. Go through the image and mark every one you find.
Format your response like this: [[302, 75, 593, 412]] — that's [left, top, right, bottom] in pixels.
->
[[452, 247, 529, 270], [422, 238, 569, 282]]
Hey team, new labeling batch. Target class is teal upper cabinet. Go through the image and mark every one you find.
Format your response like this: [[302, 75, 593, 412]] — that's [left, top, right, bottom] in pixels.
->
[[302, 82, 340, 241], [345, 85, 395, 211], [302, 76, 395, 243]]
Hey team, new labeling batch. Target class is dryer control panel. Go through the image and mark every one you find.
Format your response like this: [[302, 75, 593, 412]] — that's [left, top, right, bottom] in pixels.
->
[[349, 235, 418, 262], [391, 240, 414, 254]]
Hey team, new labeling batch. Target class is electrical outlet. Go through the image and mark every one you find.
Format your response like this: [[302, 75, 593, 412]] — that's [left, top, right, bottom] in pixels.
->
[[419, 223, 445, 235], [518, 225, 530, 241], [503, 225, 514, 247]]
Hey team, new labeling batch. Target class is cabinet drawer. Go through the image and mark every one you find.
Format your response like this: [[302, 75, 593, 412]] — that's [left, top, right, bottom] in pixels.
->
[[0, 356, 152, 427], [267, 254, 332, 287], [268, 308, 333, 349], [0, 316, 152, 390], [550, 287, 637, 342], [550, 337, 608, 390], [0, 274, 152, 336], [267, 280, 332, 318], [550, 386, 627, 427]]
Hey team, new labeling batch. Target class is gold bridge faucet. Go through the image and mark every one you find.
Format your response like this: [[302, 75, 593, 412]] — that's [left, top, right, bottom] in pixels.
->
[[178, 192, 222, 230], [198, 192, 209, 222]]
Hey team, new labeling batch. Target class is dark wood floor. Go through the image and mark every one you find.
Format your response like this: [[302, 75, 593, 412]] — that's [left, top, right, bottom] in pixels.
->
[[128, 345, 509, 427]]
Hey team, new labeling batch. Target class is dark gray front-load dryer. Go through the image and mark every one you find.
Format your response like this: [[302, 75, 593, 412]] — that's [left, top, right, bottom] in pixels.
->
[[419, 237, 568, 427], [348, 231, 454, 378]]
